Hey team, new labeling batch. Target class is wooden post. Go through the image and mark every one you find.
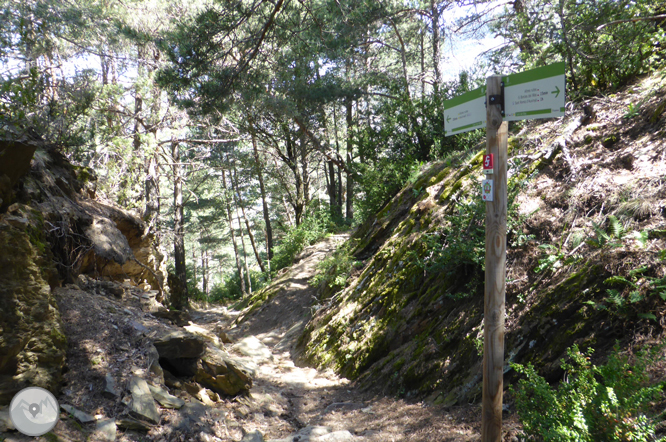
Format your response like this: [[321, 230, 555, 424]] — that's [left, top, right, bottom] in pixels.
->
[[482, 75, 508, 441]]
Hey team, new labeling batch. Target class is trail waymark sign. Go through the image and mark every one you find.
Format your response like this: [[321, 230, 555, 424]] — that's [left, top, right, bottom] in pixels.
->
[[443, 87, 486, 136], [503, 62, 565, 121], [483, 154, 494, 174], [442, 62, 566, 442]]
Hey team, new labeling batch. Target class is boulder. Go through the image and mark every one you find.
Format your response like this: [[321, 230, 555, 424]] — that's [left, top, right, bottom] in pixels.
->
[[153, 307, 191, 326], [242, 431, 265, 442], [161, 357, 200, 377], [232, 336, 272, 361], [103, 373, 120, 399], [60, 404, 95, 423], [116, 418, 151, 432], [172, 400, 208, 431], [194, 347, 252, 396], [0, 140, 39, 210], [147, 344, 164, 384], [76, 201, 166, 294], [153, 331, 205, 359]]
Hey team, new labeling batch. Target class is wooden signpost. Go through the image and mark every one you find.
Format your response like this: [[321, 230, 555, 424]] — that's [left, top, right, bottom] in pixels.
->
[[444, 62, 565, 442]]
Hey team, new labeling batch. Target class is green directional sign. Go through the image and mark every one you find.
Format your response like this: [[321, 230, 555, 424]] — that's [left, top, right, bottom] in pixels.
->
[[444, 86, 486, 137], [503, 62, 565, 121]]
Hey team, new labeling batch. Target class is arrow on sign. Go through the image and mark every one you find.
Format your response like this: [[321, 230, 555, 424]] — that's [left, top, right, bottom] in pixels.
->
[[446, 115, 451, 123], [552, 85, 560, 98]]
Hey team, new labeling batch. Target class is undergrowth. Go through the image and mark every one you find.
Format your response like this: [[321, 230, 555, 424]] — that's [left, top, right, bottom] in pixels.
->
[[410, 171, 535, 299], [310, 240, 362, 294], [511, 343, 665, 442], [271, 202, 343, 274]]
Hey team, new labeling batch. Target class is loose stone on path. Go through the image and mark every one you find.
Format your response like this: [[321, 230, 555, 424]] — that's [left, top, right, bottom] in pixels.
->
[[60, 404, 96, 423], [148, 383, 185, 409], [128, 376, 160, 424], [103, 373, 120, 399], [266, 426, 357, 442], [92, 418, 117, 441]]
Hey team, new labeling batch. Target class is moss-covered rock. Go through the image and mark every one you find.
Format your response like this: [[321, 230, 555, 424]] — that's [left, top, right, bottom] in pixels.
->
[[295, 130, 657, 405], [0, 216, 66, 405]]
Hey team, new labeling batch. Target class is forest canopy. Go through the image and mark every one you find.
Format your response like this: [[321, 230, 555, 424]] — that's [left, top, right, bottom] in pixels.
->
[[1, 0, 664, 306]]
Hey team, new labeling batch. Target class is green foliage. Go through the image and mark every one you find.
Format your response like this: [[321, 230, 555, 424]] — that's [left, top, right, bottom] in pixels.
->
[[587, 215, 626, 248], [492, 0, 665, 95], [412, 169, 532, 298], [354, 158, 422, 224], [271, 203, 340, 274], [511, 344, 664, 442], [535, 244, 566, 274], [413, 194, 486, 297], [208, 270, 266, 304], [310, 241, 361, 293], [623, 102, 643, 119]]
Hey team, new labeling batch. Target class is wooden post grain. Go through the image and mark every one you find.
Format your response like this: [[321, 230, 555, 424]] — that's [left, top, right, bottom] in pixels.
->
[[482, 75, 508, 442]]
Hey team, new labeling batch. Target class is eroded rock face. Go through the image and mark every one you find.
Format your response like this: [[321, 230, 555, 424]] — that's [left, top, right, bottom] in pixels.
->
[[18, 147, 166, 292], [0, 216, 66, 405]]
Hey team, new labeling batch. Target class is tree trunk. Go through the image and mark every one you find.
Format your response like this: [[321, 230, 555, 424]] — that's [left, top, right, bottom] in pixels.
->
[[421, 29, 426, 96], [328, 160, 338, 217], [222, 169, 246, 295], [300, 131, 310, 217], [202, 249, 208, 296], [192, 249, 197, 288], [132, 45, 145, 152], [332, 106, 344, 214], [250, 123, 273, 260], [235, 203, 252, 294], [284, 124, 305, 225], [345, 97, 354, 222], [144, 154, 160, 230], [431, 0, 442, 94], [171, 140, 189, 310], [232, 167, 266, 273]]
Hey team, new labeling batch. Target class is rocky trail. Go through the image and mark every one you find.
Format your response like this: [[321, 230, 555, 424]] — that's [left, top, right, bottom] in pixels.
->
[[1, 234, 515, 442]]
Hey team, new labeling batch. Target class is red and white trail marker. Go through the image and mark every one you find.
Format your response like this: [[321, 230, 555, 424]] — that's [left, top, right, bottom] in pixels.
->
[[483, 154, 494, 175]]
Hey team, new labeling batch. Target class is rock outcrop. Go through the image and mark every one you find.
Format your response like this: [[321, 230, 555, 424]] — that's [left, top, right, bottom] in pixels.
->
[[0, 140, 39, 210], [0, 179, 66, 404], [153, 330, 253, 397], [17, 146, 166, 291], [0, 141, 166, 406]]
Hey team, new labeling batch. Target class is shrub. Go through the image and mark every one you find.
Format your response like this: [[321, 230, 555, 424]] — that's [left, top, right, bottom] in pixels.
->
[[208, 270, 266, 304], [511, 344, 664, 442], [310, 241, 362, 296], [270, 203, 340, 273]]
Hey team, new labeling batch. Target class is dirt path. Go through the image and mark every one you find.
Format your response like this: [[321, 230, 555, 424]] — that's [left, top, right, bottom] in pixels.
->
[[187, 234, 498, 442], [1, 234, 517, 442]]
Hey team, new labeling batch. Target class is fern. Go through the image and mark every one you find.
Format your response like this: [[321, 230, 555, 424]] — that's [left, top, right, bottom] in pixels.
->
[[604, 275, 637, 288], [606, 289, 625, 308], [607, 215, 624, 239], [629, 290, 643, 303], [629, 230, 649, 248], [587, 221, 611, 247]]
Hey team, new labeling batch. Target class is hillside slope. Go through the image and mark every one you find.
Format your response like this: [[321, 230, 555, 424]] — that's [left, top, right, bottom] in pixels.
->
[[296, 71, 666, 405]]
